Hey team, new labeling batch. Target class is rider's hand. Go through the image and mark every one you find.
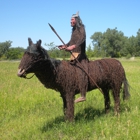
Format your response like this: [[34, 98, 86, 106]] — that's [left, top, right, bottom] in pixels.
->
[[65, 45, 76, 51], [58, 45, 66, 50]]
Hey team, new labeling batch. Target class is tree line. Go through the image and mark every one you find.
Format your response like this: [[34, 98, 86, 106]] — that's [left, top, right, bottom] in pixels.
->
[[0, 41, 25, 60], [89, 28, 140, 58], [0, 28, 140, 60]]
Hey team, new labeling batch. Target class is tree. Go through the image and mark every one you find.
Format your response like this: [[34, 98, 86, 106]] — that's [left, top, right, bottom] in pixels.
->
[[90, 28, 126, 57], [90, 32, 103, 57], [86, 44, 94, 58], [127, 36, 137, 56], [135, 28, 140, 56], [0, 41, 12, 58], [103, 28, 125, 57], [120, 36, 129, 56], [45, 42, 70, 59], [5, 47, 25, 60]]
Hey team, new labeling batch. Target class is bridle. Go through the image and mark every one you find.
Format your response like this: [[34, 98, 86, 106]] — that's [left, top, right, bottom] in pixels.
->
[[24, 73, 35, 79], [22, 49, 50, 79]]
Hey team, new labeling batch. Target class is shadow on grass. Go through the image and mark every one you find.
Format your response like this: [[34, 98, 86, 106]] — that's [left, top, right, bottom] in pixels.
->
[[41, 102, 131, 132], [120, 101, 131, 112], [74, 106, 106, 121], [41, 116, 65, 132], [41, 106, 110, 132], [41, 102, 132, 132]]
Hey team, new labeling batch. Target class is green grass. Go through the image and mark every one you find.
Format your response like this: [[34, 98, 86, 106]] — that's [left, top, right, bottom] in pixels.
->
[[0, 58, 140, 140]]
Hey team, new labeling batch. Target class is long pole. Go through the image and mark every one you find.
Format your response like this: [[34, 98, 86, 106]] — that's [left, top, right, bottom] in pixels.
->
[[48, 23, 103, 94]]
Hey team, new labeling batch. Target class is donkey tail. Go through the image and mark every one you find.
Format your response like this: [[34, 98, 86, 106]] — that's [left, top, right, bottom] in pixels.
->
[[123, 78, 130, 100]]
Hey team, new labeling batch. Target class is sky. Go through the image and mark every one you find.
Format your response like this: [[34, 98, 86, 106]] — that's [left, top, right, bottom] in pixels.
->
[[0, 0, 140, 49]]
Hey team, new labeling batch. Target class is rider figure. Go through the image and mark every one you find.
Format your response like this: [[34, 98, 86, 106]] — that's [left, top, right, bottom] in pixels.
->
[[58, 12, 89, 103]]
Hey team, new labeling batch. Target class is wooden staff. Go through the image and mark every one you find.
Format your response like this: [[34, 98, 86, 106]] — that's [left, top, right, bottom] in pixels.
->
[[48, 23, 103, 94]]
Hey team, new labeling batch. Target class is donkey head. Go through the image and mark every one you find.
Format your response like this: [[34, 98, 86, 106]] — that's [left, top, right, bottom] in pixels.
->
[[17, 38, 49, 78]]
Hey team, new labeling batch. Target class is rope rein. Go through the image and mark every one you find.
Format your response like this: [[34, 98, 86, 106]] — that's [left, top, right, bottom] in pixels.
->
[[25, 74, 35, 79], [48, 23, 103, 95], [70, 53, 104, 94]]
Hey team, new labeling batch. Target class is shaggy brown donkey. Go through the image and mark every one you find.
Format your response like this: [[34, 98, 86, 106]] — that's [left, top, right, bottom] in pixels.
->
[[17, 38, 130, 122]]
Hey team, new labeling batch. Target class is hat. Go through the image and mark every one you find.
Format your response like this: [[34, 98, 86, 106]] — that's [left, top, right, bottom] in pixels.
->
[[71, 11, 79, 18]]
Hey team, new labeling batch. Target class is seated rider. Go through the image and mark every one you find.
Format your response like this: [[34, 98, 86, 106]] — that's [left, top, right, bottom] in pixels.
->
[[58, 12, 89, 103]]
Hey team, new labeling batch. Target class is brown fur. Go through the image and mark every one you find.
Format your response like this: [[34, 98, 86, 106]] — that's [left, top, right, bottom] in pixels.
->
[[17, 38, 130, 121]]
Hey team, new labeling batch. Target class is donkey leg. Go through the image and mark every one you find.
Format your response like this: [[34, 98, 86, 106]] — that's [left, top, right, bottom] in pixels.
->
[[112, 89, 120, 115], [102, 88, 110, 114], [62, 93, 75, 122], [61, 95, 67, 117]]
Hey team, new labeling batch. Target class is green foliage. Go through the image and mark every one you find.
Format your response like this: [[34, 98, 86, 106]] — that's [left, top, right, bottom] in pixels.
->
[[126, 54, 132, 59], [5, 47, 25, 60], [90, 28, 140, 58], [45, 42, 70, 59], [86, 44, 94, 58], [0, 59, 140, 139], [1, 28, 140, 60], [0, 41, 12, 58]]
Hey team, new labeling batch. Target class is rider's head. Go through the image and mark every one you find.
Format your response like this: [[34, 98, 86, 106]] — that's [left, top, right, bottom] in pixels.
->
[[70, 11, 83, 28]]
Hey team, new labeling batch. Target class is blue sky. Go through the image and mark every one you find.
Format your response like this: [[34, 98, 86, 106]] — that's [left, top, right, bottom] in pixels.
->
[[0, 0, 140, 49]]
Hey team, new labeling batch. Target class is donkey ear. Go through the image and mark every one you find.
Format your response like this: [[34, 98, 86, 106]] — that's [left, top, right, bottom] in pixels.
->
[[38, 39, 42, 45], [36, 39, 42, 49], [28, 38, 33, 46]]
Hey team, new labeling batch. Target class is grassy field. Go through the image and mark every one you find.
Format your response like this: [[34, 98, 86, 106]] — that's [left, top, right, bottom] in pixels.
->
[[0, 58, 140, 140]]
